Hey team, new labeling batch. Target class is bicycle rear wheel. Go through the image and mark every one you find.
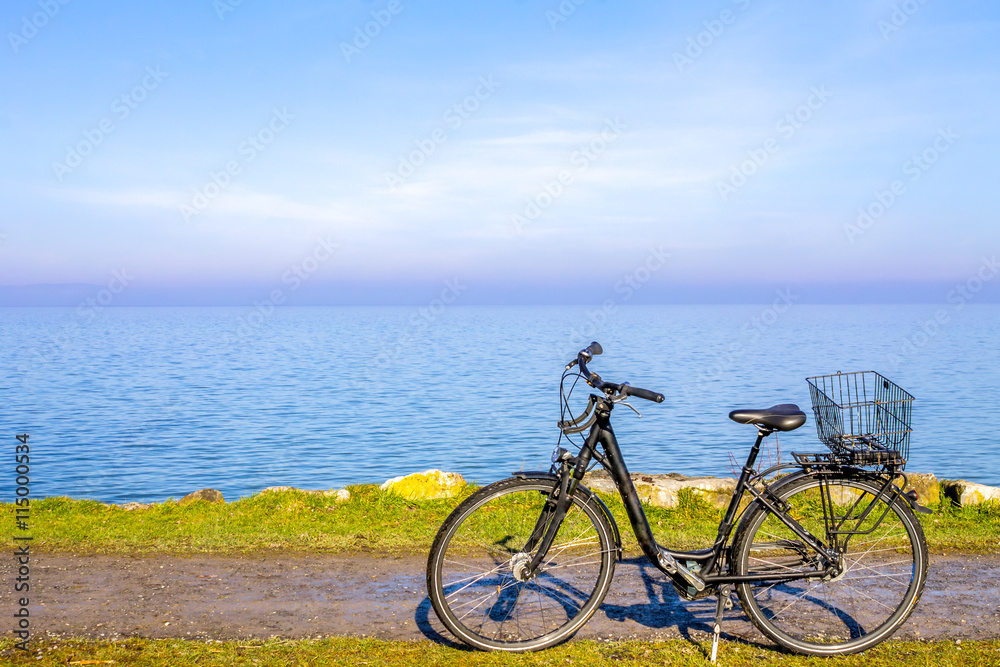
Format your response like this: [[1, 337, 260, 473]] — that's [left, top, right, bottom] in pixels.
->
[[733, 474, 927, 655], [426, 477, 616, 651]]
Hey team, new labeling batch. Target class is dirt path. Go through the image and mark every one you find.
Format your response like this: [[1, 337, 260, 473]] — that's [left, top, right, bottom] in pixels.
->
[[4, 552, 998, 645]]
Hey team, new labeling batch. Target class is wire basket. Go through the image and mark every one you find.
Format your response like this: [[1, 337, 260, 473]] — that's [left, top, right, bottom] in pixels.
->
[[806, 371, 914, 469]]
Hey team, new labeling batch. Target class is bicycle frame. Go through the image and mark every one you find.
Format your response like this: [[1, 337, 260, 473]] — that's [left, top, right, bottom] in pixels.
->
[[541, 394, 867, 591]]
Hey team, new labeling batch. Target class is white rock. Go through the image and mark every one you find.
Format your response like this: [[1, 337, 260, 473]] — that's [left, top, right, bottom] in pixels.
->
[[942, 479, 1000, 506], [583, 471, 736, 509], [260, 486, 350, 502], [120, 502, 153, 511]]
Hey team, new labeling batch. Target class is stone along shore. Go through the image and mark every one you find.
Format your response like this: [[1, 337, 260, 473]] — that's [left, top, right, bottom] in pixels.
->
[[112, 468, 1000, 508]]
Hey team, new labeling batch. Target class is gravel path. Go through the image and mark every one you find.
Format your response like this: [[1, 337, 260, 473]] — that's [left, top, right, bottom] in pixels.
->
[[4, 552, 998, 646]]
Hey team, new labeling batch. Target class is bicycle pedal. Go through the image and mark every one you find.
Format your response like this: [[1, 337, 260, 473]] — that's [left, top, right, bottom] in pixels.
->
[[658, 551, 706, 592]]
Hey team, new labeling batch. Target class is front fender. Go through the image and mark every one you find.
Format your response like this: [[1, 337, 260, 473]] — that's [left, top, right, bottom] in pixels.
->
[[513, 470, 622, 560]]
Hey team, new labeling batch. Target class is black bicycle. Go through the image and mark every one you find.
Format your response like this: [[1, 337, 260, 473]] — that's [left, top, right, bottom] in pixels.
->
[[426, 343, 929, 658]]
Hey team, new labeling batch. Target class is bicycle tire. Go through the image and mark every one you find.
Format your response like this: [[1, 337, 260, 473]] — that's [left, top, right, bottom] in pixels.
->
[[426, 477, 616, 651], [733, 474, 928, 656]]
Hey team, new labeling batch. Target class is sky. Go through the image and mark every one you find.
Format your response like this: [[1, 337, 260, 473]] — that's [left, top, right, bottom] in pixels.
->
[[1, 0, 998, 305]]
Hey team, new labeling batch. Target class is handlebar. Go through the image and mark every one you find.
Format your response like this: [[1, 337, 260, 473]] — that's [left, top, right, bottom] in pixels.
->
[[621, 384, 665, 403], [567, 341, 664, 403]]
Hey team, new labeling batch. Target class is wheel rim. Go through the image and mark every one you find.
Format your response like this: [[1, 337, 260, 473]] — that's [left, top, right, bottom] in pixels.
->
[[739, 477, 923, 651], [433, 481, 612, 649]]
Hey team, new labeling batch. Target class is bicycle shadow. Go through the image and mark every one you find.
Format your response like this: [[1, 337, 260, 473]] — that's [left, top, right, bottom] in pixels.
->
[[414, 556, 774, 655], [601, 557, 774, 654], [414, 597, 471, 651]]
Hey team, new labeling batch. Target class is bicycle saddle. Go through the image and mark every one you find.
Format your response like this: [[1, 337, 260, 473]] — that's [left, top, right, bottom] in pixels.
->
[[728, 404, 806, 431]]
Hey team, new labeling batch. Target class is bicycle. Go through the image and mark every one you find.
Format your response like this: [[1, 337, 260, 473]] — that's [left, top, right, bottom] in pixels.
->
[[426, 342, 929, 659]]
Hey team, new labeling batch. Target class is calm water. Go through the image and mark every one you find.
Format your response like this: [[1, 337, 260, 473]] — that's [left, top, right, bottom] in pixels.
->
[[1, 305, 997, 503]]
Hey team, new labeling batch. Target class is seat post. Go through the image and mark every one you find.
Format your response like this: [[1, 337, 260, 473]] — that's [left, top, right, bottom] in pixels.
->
[[743, 426, 773, 474], [714, 426, 773, 547]]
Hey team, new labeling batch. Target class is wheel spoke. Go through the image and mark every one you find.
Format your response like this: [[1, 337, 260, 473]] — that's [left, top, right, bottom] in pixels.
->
[[736, 477, 926, 652], [444, 562, 508, 599], [430, 479, 613, 649]]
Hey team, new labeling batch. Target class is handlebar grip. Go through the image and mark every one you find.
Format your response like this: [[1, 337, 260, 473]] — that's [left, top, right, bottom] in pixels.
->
[[566, 341, 604, 371], [623, 385, 664, 403]]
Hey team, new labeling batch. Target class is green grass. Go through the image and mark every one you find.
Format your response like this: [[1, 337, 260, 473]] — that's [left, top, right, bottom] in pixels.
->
[[1, 485, 997, 555], [2, 637, 998, 666]]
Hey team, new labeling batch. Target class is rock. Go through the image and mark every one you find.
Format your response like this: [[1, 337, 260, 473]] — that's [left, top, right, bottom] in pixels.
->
[[260, 486, 297, 494], [380, 469, 466, 501], [583, 470, 736, 509], [827, 472, 943, 506], [120, 502, 152, 511], [827, 486, 864, 505], [583, 470, 946, 510], [941, 479, 1000, 507], [901, 472, 940, 506], [179, 488, 224, 505], [260, 487, 350, 502]]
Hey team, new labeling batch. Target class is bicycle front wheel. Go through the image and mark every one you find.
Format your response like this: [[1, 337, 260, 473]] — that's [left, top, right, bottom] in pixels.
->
[[426, 477, 616, 651], [733, 474, 928, 656]]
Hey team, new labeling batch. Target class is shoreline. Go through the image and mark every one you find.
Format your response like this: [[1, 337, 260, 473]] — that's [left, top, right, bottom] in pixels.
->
[[25, 468, 1000, 510], [3, 474, 998, 558]]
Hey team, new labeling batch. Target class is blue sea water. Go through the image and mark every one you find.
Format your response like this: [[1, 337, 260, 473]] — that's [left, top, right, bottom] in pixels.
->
[[1, 305, 997, 503]]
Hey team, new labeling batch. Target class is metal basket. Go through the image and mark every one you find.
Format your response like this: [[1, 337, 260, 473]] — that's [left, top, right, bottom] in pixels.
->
[[806, 371, 914, 469]]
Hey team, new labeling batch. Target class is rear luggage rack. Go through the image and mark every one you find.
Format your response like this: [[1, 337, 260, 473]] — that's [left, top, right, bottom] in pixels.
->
[[806, 371, 914, 470]]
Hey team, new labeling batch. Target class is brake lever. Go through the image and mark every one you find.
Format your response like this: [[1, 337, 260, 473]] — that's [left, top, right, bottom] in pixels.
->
[[612, 395, 642, 418], [618, 401, 641, 417]]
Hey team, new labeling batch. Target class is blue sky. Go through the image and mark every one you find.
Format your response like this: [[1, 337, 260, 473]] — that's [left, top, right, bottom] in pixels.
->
[[1, 0, 998, 304]]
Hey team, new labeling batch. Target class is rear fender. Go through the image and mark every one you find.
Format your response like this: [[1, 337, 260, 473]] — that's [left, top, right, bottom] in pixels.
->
[[731, 467, 911, 546], [513, 470, 622, 560], [732, 469, 814, 543]]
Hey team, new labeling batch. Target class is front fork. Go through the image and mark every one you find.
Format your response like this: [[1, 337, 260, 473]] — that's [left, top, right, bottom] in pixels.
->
[[521, 424, 602, 577], [521, 461, 573, 576]]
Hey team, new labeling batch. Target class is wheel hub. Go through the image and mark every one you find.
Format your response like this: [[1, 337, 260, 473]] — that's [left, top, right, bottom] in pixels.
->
[[510, 552, 533, 582], [823, 552, 847, 582]]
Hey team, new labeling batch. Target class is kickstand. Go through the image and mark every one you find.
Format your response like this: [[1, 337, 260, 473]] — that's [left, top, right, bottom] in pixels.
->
[[711, 585, 732, 663]]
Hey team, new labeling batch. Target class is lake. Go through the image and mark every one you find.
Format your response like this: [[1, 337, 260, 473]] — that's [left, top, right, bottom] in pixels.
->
[[2, 304, 997, 503]]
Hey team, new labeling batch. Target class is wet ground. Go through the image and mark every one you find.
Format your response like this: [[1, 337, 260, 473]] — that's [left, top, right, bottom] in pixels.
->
[[3, 553, 998, 645]]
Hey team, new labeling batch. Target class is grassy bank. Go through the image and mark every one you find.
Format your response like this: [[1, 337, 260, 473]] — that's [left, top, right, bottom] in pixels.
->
[[2, 637, 998, 667], [2, 484, 998, 555]]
